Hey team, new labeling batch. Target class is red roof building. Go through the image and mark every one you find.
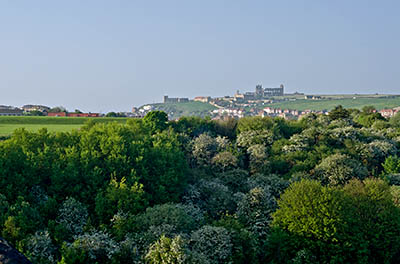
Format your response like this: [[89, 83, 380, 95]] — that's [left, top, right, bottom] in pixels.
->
[[47, 112, 99, 117]]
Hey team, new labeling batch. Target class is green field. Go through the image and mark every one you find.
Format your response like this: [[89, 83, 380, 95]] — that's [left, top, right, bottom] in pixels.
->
[[267, 95, 400, 111], [0, 116, 128, 136]]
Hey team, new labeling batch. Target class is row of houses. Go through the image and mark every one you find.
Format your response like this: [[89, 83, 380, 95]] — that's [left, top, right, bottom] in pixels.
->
[[262, 106, 400, 119], [260, 107, 329, 119], [212, 108, 245, 118], [47, 112, 100, 117], [0, 104, 52, 116], [0, 108, 23, 116], [0, 105, 100, 117]]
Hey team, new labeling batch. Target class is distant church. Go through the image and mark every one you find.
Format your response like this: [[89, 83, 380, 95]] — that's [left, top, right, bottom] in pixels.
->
[[235, 84, 284, 101], [256, 84, 284, 97]]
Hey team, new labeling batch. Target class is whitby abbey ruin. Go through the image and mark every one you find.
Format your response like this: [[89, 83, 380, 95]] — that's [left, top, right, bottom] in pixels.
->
[[234, 84, 284, 101], [163, 84, 285, 103]]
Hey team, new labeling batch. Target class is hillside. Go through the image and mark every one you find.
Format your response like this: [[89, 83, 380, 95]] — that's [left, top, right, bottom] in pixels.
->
[[267, 95, 400, 111], [143, 95, 400, 119], [148, 101, 217, 119]]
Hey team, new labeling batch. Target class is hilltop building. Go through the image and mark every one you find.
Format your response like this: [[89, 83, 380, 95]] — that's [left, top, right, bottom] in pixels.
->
[[22, 104, 50, 113], [235, 84, 284, 101], [194, 96, 211, 103], [163, 95, 189, 103]]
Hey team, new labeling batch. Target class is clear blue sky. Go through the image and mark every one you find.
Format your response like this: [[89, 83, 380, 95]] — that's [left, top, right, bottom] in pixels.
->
[[1, 0, 399, 112]]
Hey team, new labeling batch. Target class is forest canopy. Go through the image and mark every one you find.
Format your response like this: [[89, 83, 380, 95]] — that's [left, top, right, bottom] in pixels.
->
[[1, 109, 400, 263]]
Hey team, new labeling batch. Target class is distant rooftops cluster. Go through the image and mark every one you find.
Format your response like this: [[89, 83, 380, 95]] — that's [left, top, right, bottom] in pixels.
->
[[0, 104, 101, 117]]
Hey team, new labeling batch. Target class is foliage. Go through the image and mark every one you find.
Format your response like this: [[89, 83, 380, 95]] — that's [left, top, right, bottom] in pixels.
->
[[236, 130, 274, 149], [237, 187, 276, 239], [57, 197, 88, 237], [1, 107, 400, 263], [145, 235, 188, 264], [48, 106, 67, 113], [190, 225, 233, 264], [329, 105, 350, 120], [183, 179, 237, 219], [383, 156, 400, 174], [60, 230, 119, 263], [211, 151, 238, 172], [143, 111, 169, 133], [272, 178, 400, 263], [23, 230, 57, 264], [212, 216, 258, 264], [272, 180, 344, 242], [191, 133, 218, 167], [105, 112, 127, 117], [313, 153, 368, 186], [95, 177, 147, 225]]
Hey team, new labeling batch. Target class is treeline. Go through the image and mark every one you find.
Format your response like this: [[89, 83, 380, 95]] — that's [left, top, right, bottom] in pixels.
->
[[1, 106, 400, 263]]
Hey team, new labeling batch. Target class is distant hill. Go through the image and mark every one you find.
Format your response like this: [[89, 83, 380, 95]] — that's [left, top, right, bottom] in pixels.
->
[[146, 101, 217, 119], [140, 94, 400, 119]]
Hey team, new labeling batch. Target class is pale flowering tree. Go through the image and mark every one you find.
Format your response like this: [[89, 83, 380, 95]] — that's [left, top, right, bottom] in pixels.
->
[[283, 127, 322, 153], [329, 126, 362, 143], [190, 226, 233, 264], [246, 173, 289, 198], [61, 230, 120, 262], [291, 249, 317, 264], [367, 140, 397, 162], [183, 180, 236, 218], [236, 130, 274, 149], [191, 133, 218, 167], [314, 153, 368, 186], [211, 151, 238, 172], [328, 118, 354, 128], [247, 144, 270, 174], [215, 135, 231, 152], [236, 187, 277, 238], [283, 134, 312, 153], [57, 197, 88, 236], [24, 230, 56, 264], [390, 186, 400, 208]]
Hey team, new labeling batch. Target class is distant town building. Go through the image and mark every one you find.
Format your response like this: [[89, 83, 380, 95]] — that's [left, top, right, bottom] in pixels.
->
[[304, 95, 322, 100], [235, 84, 284, 101], [379, 109, 396, 118], [22, 104, 50, 113], [163, 95, 189, 103], [47, 112, 67, 117], [194, 96, 211, 103], [261, 106, 328, 119], [263, 84, 284, 97], [0, 108, 23, 116], [0, 105, 14, 109]]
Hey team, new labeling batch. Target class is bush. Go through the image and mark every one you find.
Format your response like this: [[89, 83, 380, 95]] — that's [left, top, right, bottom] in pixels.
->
[[190, 226, 233, 264], [145, 235, 188, 264], [314, 153, 368, 186]]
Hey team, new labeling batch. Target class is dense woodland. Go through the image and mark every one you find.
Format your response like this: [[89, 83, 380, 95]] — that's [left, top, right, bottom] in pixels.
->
[[1, 106, 400, 263]]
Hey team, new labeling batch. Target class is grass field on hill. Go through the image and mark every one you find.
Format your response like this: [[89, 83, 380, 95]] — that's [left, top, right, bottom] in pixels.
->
[[268, 96, 400, 111], [0, 116, 128, 136], [150, 101, 217, 119]]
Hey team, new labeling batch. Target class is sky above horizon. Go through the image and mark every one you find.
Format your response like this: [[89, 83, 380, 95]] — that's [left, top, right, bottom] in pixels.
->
[[1, 0, 399, 113]]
